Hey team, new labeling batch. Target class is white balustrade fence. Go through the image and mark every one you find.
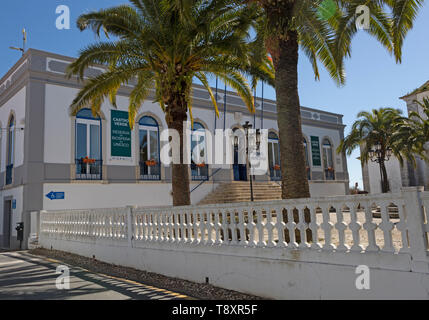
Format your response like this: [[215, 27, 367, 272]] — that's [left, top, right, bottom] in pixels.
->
[[38, 187, 429, 299]]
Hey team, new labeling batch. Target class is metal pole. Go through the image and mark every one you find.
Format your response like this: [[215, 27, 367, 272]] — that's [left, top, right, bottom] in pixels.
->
[[214, 77, 218, 130], [244, 121, 254, 202], [253, 86, 256, 128], [261, 82, 264, 129], [223, 83, 227, 130], [22, 28, 26, 55]]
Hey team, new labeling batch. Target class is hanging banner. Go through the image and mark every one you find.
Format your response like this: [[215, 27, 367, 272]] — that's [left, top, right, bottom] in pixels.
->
[[111, 110, 131, 158], [310, 136, 321, 166]]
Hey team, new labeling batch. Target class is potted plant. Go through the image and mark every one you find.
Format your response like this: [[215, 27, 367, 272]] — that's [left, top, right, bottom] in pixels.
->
[[145, 159, 157, 167], [83, 156, 96, 164]]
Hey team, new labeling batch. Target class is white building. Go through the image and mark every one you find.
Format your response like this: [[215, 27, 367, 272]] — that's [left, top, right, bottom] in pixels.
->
[[362, 80, 429, 194], [0, 49, 349, 249]]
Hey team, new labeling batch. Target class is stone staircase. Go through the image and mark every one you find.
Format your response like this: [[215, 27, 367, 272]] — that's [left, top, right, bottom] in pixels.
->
[[199, 181, 282, 205]]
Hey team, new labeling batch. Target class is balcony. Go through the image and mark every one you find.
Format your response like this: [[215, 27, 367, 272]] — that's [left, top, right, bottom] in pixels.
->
[[140, 161, 161, 181], [75, 158, 102, 180], [191, 163, 209, 181], [5, 164, 13, 185]]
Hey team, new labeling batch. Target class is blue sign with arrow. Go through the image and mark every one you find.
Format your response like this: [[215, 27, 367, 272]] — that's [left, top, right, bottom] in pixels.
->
[[46, 192, 65, 200]]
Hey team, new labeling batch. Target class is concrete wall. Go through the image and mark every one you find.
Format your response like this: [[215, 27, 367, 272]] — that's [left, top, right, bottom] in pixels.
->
[[0, 86, 26, 172], [0, 186, 23, 248], [0, 84, 27, 249], [42, 182, 219, 210], [41, 237, 429, 299]]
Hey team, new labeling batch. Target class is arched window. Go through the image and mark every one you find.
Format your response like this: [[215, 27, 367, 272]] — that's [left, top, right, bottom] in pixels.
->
[[322, 138, 335, 180], [75, 109, 102, 180], [191, 122, 208, 180], [139, 116, 160, 180], [7, 116, 14, 166], [268, 132, 281, 181], [5, 116, 15, 185], [303, 138, 311, 180]]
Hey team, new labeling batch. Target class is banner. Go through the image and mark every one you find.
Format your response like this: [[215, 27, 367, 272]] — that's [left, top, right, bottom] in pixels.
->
[[310, 136, 321, 167], [111, 110, 131, 158]]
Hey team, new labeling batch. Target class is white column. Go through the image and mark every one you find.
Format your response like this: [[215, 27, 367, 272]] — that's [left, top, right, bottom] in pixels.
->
[[401, 187, 429, 272], [28, 211, 40, 249]]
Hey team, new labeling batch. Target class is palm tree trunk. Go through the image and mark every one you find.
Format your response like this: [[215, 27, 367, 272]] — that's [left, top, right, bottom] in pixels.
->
[[268, 31, 310, 199], [380, 161, 390, 193], [166, 90, 191, 207]]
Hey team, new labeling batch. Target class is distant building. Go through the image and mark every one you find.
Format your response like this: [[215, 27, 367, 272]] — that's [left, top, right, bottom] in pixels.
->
[[0, 49, 349, 249], [362, 80, 429, 194]]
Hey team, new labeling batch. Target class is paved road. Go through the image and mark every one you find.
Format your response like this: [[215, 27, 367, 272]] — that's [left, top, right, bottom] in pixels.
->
[[0, 251, 189, 300]]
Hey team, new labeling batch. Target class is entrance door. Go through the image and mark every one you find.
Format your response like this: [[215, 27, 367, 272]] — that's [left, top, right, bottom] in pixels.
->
[[2, 200, 12, 248], [268, 132, 281, 181], [233, 129, 247, 181]]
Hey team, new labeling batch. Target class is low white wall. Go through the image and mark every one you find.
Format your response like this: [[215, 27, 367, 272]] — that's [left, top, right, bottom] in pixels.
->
[[40, 237, 429, 300], [38, 188, 429, 299]]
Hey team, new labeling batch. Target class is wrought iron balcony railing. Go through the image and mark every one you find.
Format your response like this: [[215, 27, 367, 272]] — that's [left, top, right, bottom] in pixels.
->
[[325, 168, 335, 180], [140, 161, 161, 181], [191, 163, 209, 181], [75, 158, 102, 180], [269, 166, 282, 181]]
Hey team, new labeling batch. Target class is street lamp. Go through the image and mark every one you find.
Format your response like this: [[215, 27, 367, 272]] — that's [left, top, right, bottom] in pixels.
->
[[368, 142, 393, 193], [242, 121, 254, 201]]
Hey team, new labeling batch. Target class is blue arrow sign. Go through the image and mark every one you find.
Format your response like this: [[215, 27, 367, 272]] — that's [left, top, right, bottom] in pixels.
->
[[46, 192, 65, 200]]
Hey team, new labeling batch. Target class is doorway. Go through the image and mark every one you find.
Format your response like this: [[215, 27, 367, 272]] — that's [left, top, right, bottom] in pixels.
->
[[2, 200, 12, 248], [233, 128, 247, 181]]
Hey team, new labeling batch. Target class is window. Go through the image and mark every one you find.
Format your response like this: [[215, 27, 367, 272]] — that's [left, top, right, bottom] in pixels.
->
[[75, 109, 102, 180], [6, 116, 15, 185], [303, 138, 311, 180], [139, 116, 160, 180], [268, 132, 281, 181], [191, 122, 208, 180], [322, 138, 335, 180]]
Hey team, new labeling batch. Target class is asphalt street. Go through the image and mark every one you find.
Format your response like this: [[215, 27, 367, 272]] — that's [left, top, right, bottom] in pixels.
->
[[0, 251, 189, 300]]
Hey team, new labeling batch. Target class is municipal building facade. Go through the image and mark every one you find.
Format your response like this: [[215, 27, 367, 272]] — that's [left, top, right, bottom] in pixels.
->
[[0, 49, 349, 249]]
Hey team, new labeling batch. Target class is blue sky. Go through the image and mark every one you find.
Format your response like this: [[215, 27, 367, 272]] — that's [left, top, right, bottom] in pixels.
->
[[1, 0, 428, 189]]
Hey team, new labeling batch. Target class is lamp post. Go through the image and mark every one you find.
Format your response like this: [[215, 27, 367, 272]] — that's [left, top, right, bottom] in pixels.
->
[[368, 142, 393, 193], [242, 121, 254, 201]]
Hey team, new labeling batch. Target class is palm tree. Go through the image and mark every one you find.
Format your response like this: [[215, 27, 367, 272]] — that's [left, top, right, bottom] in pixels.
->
[[247, 0, 425, 199], [67, 0, 266, 206], [338, 108, 423, 193], [397, 98, 429, 158]]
